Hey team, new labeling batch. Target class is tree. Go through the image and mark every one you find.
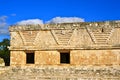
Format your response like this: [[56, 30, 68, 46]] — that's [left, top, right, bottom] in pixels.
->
[[0, 39, 10, 66]]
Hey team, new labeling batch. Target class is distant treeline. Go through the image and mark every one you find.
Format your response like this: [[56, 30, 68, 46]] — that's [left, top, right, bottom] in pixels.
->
[[0, 39, 10, 66]]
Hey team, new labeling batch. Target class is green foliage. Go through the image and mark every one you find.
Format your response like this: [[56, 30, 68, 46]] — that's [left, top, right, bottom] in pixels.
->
[[0, 39, 10, 66]]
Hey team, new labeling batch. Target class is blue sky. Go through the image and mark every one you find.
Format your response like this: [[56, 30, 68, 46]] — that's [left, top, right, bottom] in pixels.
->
[[0, 0, 120, 41]]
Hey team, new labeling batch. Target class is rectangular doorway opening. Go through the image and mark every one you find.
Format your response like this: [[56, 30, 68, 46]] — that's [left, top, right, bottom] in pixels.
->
[[26, 53, 34, 64], [60, 52, 70, 64]]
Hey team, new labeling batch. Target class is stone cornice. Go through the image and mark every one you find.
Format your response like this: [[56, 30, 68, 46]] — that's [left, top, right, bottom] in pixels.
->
[[8, 46, 120, 51], [9, 21, 120, 31]]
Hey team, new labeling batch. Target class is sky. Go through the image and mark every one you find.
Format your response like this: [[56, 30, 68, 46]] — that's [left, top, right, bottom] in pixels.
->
[[0, 0, 120, 41]]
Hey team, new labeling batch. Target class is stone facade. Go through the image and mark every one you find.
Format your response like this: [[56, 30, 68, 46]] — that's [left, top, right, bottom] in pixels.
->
[[0, 21, 118, 80], [9, 21, 120, 66]]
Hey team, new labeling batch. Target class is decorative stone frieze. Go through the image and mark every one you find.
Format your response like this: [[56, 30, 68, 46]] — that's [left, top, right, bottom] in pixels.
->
[[9, 21, 120, 66]]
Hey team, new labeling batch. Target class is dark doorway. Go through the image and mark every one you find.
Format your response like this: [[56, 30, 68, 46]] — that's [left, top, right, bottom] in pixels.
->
[[60, 52, 70, 64], [26, 53, 34, 64]]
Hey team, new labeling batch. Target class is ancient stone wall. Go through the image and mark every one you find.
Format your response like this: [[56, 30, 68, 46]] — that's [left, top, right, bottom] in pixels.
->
[[10, 50, 120, 66], [71, 50, 120, 65], [10, 51, 26, 66], [9, 21, 120, 66], [9, 21, 120, 50], [35, 51, 60, 65], [4, 21, 120, 79], [0, 66, 120, 80]]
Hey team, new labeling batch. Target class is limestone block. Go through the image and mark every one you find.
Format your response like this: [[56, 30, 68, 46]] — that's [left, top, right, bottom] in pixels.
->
[[35, 51, 60, 65], [71, 50, 120, 65], [10, 51, 26, 66]]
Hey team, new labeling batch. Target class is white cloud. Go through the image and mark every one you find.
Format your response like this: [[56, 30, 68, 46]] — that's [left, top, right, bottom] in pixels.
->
[[0, 16, 7, 28], [16, 17, 84, 25], [115, 20, 120, 22], [0, 22, 7, 28], [0, 16, 7, 22], [46, 17, 84, 24], [0, 16, 85, 36], [16, 19, 43, 25], [0, 16, 9, 35], [0, 29, 9, 34]]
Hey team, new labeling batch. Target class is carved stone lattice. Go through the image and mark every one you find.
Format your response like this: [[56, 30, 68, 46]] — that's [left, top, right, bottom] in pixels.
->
[[87, 27, 114, 44], [20, 31, 39, 45], [51, 30, 74, 45]]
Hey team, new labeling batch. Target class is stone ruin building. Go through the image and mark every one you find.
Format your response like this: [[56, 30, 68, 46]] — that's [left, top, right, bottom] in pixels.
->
[[1, 21, 119, 80], [9, 21, 120, 66]]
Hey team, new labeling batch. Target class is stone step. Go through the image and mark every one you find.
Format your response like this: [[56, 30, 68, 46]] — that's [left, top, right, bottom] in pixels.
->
[[93, 37, 108, 39], [58, 42, 68, 43], [93, 33, 110, 35], [96, 41, 107, 42], [94, 37, 110, 40], [95, 42, 108, 44], [58, 43, 68, 45], [93, 32, 111, 34], [56, 34, 72, 37], [93, 33, 111, 35], [58, 41, 69, 43], [57, 36, 71, 38], [96, 39, 107, 41], [25, 39, 34, 41], [96, 40, 107, 43], [93, 30, 112, 32], [57, 36, 71, 39], [95, 38, 107, 40], [58, 40, 69, 42], [96, 41, 106, 43], [57, 37, 70, 39], [93, 36, 110, 38], [91, 29, 113, 31], [95, 41, 107, 42], [58, 42, 69, 44], [57, 37, 71, 39], [95, 43, 108, 44], [94, 38, 108, 40], [55, 31, 73, 33], [58, 38, 70, 40], [94, 36, 109, 38], [96, 42, 107, 43], [25, 38, 36, 39], [56, 31, 73, 33], [94, 38, 109, 40], [58, 38, 69, 41]]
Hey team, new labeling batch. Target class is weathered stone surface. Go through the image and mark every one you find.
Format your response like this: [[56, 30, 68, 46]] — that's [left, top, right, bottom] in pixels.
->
[[71, 50, 120, 65], [9, 21, 120, 31], [0, 58, 5, 66], [10, 51, 26, 66], [10, 50, 120, 66], [7, 21, 120, 80], [9, 21, 120, 50], [35, 51, 60, 65], [8, 21, 120, 66], [0, 66, 120, 80]]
